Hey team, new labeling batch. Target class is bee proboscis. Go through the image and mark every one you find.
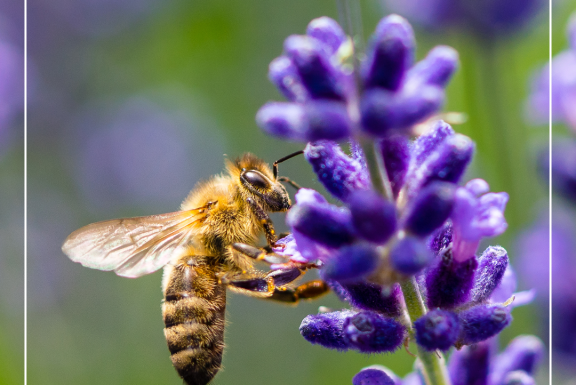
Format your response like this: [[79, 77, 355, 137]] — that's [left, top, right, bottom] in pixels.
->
[[62, 152, 329, 385]]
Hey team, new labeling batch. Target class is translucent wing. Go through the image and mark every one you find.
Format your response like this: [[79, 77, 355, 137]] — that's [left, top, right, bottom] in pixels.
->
[[62, 206, 209, 278]]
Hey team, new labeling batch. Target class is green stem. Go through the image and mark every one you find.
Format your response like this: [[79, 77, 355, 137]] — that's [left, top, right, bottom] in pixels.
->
[[360, 137, 393, 200], [400, 278, 451, 385]]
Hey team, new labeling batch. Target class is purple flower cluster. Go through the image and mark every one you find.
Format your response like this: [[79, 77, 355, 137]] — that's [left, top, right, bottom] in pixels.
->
[[257, 15, 458, 141], [271, 119, 518, 355], [351, 335, 543, 385], [383, 0, 544, 36], [258, 13, 536, 382]]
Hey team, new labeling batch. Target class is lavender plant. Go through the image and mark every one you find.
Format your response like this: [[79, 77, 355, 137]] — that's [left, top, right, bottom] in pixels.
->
[[256, 13, 543, 385]]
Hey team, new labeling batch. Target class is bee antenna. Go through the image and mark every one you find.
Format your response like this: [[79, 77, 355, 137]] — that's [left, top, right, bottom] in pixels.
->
[[273, 150, 304, 180]]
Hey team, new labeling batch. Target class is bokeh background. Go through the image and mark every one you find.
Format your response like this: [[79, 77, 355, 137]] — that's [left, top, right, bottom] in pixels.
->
[[16, 0, 572, 384], [0, 0, 24, 384]]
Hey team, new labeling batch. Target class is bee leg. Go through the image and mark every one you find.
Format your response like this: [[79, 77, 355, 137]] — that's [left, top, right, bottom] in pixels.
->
[[277, 176, 301, 191], [245, 197, 278, 247], [221, 271, 275, 298], [232, 243, 289, 264], [268, 280, 330, 304]]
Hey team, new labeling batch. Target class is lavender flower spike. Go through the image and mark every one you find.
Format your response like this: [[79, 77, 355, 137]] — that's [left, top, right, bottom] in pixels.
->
[[451, 179, 509, 262]]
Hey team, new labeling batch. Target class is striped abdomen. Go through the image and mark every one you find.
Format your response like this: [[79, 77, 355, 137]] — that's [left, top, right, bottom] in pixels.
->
[[162, 255, 227, 385]]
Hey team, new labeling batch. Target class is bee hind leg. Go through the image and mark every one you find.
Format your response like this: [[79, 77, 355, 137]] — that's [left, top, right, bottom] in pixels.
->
[[267, 280, 329, 304], [230, 243, 329, 303]]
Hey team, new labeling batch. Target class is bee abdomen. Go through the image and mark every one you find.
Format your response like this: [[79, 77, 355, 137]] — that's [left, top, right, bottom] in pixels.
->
[[163, 257, 227, 385]]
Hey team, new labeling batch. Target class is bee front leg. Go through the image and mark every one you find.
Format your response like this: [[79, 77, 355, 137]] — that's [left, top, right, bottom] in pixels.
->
[[245, 197, 278, 248], [223, 270, 329, 303]]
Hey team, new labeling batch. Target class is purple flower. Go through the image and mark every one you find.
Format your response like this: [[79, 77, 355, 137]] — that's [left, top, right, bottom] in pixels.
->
[[304, 141, 370, 202], [471, 246, 509, 303], [328, 281, 403, 317], [257, 15, 458, 141], [299, 310, 356, 350], [425, 248, 478, 308], [353, 366, 397, 385], [451, 179, 508, 262], [343, 311, 406, 353], [359, 22, 458, 136], [378, 134, 410, 198], [457, 304, 512, 345], [527, 13, 576, 131], [257, 100, 352, 142], [389, 236, 434, 275], [403, 181, 456, 237], [414, 309, 460, 351], [401, 124, 474, 204], [322, 244, 380, 282], [286, 188, 355, 249], [348, 189, 397, 243]]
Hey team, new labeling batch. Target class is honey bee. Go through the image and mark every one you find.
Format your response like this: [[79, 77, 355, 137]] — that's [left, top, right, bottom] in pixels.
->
[[62, 152, 329, 385]]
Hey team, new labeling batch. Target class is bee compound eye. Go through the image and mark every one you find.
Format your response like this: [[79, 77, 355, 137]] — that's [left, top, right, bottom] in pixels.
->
[[243, 170, 270, 189]]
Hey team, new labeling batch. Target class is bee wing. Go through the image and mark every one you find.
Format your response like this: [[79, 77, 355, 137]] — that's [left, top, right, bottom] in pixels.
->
[[62, 208, 208, 278]]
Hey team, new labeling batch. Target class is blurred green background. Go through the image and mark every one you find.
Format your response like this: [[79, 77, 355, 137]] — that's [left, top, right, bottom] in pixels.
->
[[12, 0, 572, 384]]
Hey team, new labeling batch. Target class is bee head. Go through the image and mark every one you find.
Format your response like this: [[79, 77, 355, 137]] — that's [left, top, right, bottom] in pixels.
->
[[227, 153, 291, 212]]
